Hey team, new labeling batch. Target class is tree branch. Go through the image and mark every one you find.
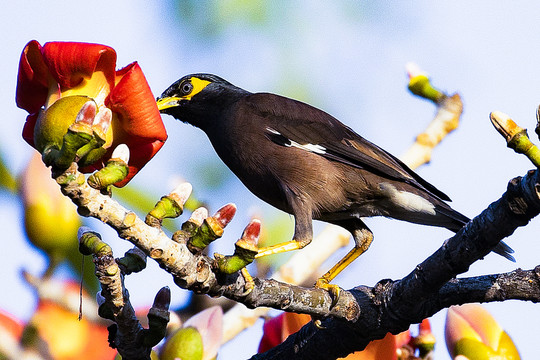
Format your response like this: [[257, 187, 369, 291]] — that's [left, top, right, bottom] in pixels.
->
[[47, 88, 540, 359], [251, 169, 540, 359], [55, 157, 540, 359]]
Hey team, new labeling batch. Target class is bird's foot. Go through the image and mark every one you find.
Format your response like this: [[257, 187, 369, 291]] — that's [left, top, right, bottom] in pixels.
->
[[315, 277, 341, 309]]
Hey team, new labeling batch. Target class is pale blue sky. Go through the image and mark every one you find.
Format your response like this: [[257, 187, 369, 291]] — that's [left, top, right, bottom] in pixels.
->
[[1, 2, 539, 358]]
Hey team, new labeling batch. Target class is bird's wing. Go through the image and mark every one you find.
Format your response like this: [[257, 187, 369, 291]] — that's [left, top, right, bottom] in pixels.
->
[[244, 93, 451, 201]]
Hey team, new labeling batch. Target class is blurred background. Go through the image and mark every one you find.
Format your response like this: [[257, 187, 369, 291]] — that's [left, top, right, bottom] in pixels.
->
[[1, 1, 539, 358]]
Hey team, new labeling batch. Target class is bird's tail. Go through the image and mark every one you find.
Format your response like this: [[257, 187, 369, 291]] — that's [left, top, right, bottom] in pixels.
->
[[492, 241, 515, 262], [435, 205, 515, 262]]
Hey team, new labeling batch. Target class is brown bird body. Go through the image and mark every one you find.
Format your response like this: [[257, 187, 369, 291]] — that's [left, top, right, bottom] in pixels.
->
[[157, 74, 514, 295]]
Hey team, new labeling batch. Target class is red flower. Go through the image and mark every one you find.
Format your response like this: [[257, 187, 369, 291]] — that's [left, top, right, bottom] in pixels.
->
[[16, 40, 167, 186], [31, 281, 116, 360], [0, 309, 24, 340], [258, 312, 311, 353]]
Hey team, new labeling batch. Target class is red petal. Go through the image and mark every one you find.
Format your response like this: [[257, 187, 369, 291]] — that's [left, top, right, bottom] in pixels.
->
[[0, 309, 24, 339], [41, 41, 117, 90], [395, 329, 411, 348], [418, 318, 432, 334], [349, 333, 398, 360], [22, 113, 39, 147], [107, 62, 167, 141], [258, 313, 311, 353], [258, 314, 286, 353], [281, 312, 311, 340], [105, 62, 167, 186], [16, 40, 50, 113], [113, 138, 165, 187]]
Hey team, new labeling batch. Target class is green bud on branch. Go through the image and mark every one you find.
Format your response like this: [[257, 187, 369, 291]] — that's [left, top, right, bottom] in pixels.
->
[[187, 203, 236, 253], [406, 63, 445, 103], [490, 111, 540, 168], [215, 219, 260, 275], [87, 144, 130, 189], [146, 183, 192, 227]]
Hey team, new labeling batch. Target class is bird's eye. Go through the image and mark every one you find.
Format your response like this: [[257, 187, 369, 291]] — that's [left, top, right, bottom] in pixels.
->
[[180, 81, 193, 95]]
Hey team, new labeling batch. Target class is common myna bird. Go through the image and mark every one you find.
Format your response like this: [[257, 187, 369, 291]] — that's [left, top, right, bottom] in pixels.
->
[[157, 74, 514, 298]]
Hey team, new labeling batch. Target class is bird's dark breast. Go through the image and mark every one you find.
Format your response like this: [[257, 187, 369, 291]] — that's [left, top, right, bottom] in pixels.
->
[[204, 101, 379, 218], [228, 145, 358, 216]]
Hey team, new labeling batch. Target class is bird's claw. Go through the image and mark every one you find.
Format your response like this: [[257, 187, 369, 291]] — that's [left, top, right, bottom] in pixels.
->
[[311, 315, 325, 329], [315, 277, 341, 309]]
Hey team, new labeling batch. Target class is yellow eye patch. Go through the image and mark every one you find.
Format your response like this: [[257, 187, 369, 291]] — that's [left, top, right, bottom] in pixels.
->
[[156, 76, 212, 111], [183, 77, 211, 100]]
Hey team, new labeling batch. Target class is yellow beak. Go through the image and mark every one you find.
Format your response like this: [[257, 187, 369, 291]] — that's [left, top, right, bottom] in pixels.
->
[[156, 96, 183, 111]]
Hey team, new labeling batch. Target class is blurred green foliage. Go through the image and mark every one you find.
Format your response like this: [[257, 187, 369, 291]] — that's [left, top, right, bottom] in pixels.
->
[[174, 0, 271, 38], [256, 212, 294, 271], [0, 149, 17, 193]]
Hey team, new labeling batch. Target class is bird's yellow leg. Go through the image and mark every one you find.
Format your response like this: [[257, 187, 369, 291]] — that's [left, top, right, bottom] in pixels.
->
[[315, 229, 373, 307], [255, 239, 308, 258]]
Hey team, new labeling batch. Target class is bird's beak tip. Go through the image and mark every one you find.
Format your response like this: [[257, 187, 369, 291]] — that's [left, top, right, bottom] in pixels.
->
[[156, 96, 183, 112]]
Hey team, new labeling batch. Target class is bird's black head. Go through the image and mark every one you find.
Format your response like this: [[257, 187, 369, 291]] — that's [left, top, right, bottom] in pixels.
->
[[156, 73, 249, 130]]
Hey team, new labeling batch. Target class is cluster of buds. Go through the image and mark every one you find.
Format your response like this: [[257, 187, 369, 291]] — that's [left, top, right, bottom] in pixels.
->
[[145, 182, 261, 292], [17, 40, 261, 359]]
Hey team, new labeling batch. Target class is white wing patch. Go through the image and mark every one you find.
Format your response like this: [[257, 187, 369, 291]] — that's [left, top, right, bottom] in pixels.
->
[[379, 183, 436, 215], [265, 127, 326, 154], [265, 127, 281, 135], [288, 140, 326, 154]]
